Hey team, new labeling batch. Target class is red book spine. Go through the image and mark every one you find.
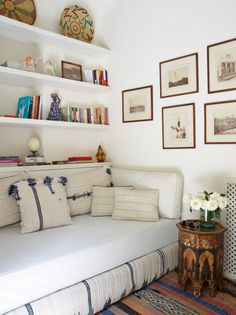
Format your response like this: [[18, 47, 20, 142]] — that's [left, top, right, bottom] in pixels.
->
[[68, 156, 92, 161], [4, 115, 20, 118]]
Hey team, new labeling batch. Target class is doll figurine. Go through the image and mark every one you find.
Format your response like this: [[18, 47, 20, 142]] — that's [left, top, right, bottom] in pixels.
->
[[47, 93, 63, 121]]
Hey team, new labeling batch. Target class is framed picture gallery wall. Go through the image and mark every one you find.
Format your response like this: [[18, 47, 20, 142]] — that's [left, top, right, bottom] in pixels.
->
[[162, 103, 196, 149], [159, 53, 199, 98], [207, 38, 236, 93], [122, 85, 153, 123]]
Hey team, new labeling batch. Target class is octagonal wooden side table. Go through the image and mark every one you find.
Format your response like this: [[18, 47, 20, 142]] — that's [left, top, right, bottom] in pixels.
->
[[177, 222, 227, 297]]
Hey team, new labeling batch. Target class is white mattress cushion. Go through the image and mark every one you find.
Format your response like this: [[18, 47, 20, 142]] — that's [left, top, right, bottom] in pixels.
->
[[112, 188, 159, 221], [0, 173, 28, 227], [66, 167, 112, 215], [0, 215, 179, 314], [91, 186, 133, 216], [9, 177, 72, 233]]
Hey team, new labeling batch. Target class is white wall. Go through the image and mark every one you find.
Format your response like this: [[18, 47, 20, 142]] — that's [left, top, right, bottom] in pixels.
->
[[101, 0, 236, 218]]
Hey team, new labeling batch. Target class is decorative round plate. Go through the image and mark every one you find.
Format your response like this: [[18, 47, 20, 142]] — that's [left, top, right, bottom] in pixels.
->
[[60, 5, 94, 43], [0, 0, 36, 25]]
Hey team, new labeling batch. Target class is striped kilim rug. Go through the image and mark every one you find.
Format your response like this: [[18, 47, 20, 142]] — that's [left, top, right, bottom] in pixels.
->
[[97, 272, 236, 315]]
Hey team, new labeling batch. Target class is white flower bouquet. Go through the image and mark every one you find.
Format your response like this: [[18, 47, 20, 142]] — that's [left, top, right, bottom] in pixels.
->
[[183, 191, 228, 221]]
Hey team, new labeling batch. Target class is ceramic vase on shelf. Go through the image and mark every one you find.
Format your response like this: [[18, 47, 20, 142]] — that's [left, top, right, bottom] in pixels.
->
[[200, 209, 216, 229]]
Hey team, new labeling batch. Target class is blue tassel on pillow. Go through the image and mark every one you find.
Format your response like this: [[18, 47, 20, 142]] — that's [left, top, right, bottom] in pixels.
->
[[58, 176, 68, 186], [9, 184, 21, 200], [43, 176, 55, 194], [27, 178, 37, 186], [106, 167, 113, 187]]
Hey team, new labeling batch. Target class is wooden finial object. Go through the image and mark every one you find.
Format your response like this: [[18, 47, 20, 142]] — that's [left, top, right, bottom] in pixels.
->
[[96, 145, 106, 162]]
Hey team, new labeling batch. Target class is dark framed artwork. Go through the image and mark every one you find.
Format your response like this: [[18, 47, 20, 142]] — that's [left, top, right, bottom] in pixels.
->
[[122, 85, 153, 123], [159, 53, 199, 98], [204, 100, 236, 144], [207, 38, 236, 93], [162, 103, 196, 149], [61, 61, 83, 81]]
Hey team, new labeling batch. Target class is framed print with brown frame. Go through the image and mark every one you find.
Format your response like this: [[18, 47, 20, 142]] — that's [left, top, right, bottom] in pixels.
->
[[207, 38, 236, 93], [204, 100, 236, 144], [159, 53, 199, 98], [122, 85, 153, 123], [61, 61, 83, 81], [162, 103, 196, 149]]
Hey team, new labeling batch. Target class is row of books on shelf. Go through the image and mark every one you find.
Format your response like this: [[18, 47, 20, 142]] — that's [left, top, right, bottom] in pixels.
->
[[0, 155, 45, 166], [83, 69, 108, 86], [16, 95, 42, 119], [1, 61, 109, 87], [61, 106, 109, 125]]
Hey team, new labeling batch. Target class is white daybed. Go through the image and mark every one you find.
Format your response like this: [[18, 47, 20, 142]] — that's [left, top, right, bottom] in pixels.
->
[[0, 164, 183, 315]]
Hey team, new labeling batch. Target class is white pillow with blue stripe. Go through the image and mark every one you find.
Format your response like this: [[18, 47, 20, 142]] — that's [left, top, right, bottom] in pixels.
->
[[9, 176, 72, 233], [66, 167, 113, 216]]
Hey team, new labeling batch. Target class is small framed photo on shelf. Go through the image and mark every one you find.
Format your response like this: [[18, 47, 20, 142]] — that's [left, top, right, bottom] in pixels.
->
[[159, 53, 198, 98], [204, 100, 236, 144], [162, 103, 196, 149], [122, 85, 153, 123], [207, 38, 236, 93], [61, 61, 83, 81]]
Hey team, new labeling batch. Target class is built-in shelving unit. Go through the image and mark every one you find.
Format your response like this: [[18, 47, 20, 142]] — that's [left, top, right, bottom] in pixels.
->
[[0, 15, 111, 57], [0, 66, 110, 93], [0, 16, 111, 131]]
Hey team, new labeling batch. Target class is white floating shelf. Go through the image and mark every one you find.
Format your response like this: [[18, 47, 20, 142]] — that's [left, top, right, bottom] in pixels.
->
[[0, 15, 111, 57], [0, 162, 112, 173], [0, 116, 110, 130], [0, 66, 110, 93]]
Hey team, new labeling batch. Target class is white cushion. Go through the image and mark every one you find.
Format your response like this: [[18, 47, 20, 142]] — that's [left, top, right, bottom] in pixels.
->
[[112, 188, 159, 221], [9, 177, 72, 233], [66, 167, 112, 216], [0, 173, 28, 227], [111, 168, 183, 219], [91, 186, 133, 216]]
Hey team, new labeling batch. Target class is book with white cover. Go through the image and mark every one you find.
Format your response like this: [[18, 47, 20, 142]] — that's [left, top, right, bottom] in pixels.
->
[[25, 156, 44, 163], [83, 70, 93, 83]]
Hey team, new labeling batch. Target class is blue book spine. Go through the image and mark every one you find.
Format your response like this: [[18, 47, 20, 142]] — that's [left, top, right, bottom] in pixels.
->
[[16, 96, 32, 118]]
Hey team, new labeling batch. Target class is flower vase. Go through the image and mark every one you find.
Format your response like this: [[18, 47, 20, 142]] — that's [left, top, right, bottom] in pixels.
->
[[200, 209, 215, 229]]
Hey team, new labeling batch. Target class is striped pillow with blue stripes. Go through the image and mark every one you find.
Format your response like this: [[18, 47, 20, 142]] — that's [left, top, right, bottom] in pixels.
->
[[9, 176, 72, 233]]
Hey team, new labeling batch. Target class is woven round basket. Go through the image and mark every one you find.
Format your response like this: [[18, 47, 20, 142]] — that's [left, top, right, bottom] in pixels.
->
[[0, 0, 36, 25], [60, 5, 94, 43]]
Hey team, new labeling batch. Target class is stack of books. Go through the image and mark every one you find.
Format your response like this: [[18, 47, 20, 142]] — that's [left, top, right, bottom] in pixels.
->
[[22, 155, 49, 166], [25, 155, 45, 163], [0, 156, 22, 167], [61, 106, 109, 125], [16, 95, 42, 119], [52, 156, 93, 165], [83, 69, 108, 86], [68, 156, 92, 163]]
